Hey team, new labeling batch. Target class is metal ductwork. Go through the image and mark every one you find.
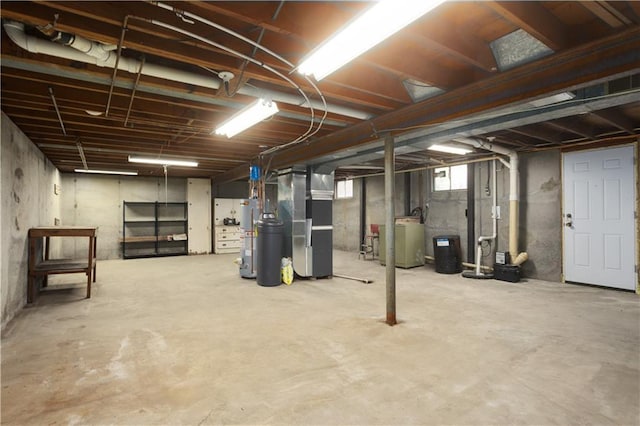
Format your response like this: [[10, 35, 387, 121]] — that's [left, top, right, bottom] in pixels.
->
[[2, 21, 372, 120], [278, 166, 334, 278]]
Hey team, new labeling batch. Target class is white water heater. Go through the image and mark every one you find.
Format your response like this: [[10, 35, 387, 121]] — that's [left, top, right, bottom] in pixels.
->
[[239, 198, 260, 278]]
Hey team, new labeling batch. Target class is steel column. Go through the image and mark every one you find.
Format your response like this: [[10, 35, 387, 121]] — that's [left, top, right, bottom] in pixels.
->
[[384, 134, 396, 326], [467, 162, 475, 263]]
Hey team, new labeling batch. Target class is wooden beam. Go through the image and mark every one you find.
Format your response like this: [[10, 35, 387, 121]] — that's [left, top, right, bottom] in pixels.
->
[[581, 1, 633, 28], [213, 26, 640, 183], [2, 2, 401, 111], [544, 120, 595, 140], [506, 126, 563, 145], [405, 9, 497, 73], [361, 37, 475, 90], [590, 109, 636, 134]]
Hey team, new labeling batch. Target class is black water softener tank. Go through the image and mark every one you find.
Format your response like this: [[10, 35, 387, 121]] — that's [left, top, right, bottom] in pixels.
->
[[433, 235, 463, 274], [256, 213, 284, 286]]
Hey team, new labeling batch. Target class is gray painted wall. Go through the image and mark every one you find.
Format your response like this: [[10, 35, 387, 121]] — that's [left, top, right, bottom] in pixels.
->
[[518, 150, 562, 281], [333, 174, 408, 252], [333, 179, 362, 251], [332, 151, 563, 282], [60, 174, 187, 260], [1, 112, 61, 330], [425, 175, 469, 259]]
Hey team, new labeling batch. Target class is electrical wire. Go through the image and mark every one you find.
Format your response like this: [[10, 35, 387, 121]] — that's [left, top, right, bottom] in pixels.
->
[[481, 240, 492, 258], [138, 17, 325, 151], [146, 2, 330, 157]]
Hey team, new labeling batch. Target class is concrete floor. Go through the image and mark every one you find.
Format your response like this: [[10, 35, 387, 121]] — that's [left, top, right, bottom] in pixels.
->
[[2, 250, 639, 425]]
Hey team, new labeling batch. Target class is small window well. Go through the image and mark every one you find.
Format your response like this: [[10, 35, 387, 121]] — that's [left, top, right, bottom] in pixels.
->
[[433, 165, 467, 191], [335, 179, 353, 199]]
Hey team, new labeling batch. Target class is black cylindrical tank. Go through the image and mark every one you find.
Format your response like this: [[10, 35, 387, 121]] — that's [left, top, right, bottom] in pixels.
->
[[433, 235, 462, 274], [256, 213, 284, 286]]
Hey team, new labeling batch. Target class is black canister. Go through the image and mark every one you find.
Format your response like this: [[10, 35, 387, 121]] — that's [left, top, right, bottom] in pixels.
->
[[256, 213, 284, 286], [433, 235, 462, 274]]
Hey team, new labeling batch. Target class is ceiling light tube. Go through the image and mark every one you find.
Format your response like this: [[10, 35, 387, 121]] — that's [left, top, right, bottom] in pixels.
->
[[298, 0, 446, 80], [75, 169, 138, 176], [128, 156, 198, 167], [529, 92, 576, 107], [214, 98, 279, 138], [428, 144, 471, 155]]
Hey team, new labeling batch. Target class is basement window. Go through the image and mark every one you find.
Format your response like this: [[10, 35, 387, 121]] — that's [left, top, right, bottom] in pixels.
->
[[433, 165, 467, 191], [335, 179, 353, 199]]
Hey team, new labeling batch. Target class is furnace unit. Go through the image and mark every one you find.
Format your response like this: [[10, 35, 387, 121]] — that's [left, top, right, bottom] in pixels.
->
[[278, 166, 334, 278]]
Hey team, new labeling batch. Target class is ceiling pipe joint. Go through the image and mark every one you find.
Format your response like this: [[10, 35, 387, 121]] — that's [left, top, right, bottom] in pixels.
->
[[2, 20, 370, 120], [454, 136, 521, 258]]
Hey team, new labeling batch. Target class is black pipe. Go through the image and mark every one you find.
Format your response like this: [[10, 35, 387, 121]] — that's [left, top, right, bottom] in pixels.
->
[[467, 162, 475, 263], [404, 173, 411, 215], [360, 178, 367, 250]]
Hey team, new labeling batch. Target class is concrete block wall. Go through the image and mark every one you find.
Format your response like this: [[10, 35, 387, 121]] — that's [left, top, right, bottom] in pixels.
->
[[333, 179, 362, 251], [60, 174, 187, 260], [425, 177, 469, 259], [332, 152, 563, 282], [1, 112, 61, 330], [518, 150, 562, 281], [333, 174, 408, 252]]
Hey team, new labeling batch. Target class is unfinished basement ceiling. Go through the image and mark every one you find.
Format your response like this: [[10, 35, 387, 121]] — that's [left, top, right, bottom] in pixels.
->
[[1, 1, 639, 181]]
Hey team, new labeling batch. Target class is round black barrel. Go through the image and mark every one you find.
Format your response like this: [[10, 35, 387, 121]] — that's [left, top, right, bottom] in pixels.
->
[[256, 214, 284, 286], [433, 235, 462, 274]]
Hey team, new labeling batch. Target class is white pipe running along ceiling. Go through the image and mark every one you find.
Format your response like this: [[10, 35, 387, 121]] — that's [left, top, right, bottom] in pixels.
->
[[3, 21, 372, 121]]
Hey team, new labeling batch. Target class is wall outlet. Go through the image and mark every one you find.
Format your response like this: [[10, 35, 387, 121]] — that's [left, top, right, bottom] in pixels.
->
[[491, 206, 501, 219]]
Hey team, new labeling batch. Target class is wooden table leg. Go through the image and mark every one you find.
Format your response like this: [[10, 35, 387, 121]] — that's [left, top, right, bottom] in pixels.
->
[[43, 236, 50, 288], [92, 236, 97, 282], [86, 235, 94, 298]]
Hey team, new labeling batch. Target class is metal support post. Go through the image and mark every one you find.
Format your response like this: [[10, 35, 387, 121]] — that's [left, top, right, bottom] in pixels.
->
[[384, 134, 396, 326]]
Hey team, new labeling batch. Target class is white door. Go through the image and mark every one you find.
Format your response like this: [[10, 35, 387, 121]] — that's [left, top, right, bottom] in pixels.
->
[[562, 145, 637, 290], [187, 178, 212, 254]]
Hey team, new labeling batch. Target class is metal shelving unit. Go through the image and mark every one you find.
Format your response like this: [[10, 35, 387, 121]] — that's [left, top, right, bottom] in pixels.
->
[[122, 201, 188, 259]]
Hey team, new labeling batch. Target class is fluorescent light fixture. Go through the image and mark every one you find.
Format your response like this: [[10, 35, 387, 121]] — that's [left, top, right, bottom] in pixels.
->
[[128, 156, 198, 167], [529, 92, 576, 107], [75, 169, 138, 176], [428, 144, 471, 155], [298, 0, 446, 80], [214, 98, 279, 138]]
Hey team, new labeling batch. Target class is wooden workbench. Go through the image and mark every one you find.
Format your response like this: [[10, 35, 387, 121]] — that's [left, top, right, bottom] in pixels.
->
[[28, 226, 97, 303]]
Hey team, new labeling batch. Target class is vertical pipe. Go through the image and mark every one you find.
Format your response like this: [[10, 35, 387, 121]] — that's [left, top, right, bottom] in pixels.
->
[[509, 155, 519, 258], [466, 162, 475, 263], [404, 173, 411, 216], [418, 170, 424, 223], [384, 135, 396, 326], [360, 178, 367, 250]]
